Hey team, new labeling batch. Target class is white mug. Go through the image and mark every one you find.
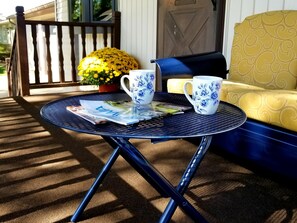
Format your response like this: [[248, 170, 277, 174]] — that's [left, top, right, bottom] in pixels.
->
[[120, 69, 155, 104], [184, 76, 223, 115]]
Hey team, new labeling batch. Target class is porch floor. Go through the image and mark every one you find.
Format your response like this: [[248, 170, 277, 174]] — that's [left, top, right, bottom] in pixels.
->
[[1, 92, 297, 222]]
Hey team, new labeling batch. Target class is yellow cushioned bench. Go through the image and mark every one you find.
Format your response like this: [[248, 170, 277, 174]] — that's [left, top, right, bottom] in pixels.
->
[[167, 10, 297, 133]]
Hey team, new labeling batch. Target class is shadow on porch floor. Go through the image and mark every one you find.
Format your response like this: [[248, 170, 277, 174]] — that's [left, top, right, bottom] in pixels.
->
[[0, 92, 296, 222]]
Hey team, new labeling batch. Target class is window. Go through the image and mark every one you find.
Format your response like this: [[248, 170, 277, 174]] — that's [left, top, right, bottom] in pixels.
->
[[69, 0, 116, 22]]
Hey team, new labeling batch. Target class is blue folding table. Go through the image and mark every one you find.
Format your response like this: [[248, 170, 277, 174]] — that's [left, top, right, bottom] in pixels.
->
[[40, 92, 246, 222]]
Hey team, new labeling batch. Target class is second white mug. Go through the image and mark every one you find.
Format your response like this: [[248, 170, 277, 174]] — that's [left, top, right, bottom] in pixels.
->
[[183, 75, 223, 115]]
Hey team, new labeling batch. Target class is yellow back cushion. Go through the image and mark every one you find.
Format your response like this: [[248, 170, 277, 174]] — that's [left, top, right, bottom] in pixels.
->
[[229, 10, 297, 90]]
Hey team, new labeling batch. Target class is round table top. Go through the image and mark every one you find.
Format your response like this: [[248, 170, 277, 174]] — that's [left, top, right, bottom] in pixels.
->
[[40, 92, 246, 139]]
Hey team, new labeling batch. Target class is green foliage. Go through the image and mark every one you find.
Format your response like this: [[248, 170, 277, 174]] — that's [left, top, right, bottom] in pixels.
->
[[71, 0, 81, 22], [0, 43, 11, 53], [0, 64, 6, 75], [0, 43, 11, 61], [93, 0, 112, 21]]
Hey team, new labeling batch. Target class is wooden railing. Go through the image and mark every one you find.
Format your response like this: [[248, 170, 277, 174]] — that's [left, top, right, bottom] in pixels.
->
[[7, 6, 121, 96]]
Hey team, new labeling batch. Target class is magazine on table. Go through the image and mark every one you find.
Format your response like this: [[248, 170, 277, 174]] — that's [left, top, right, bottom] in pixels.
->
[[66, 100, 191, 126]]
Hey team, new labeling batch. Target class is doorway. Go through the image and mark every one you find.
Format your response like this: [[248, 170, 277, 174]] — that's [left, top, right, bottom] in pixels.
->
[[157, 0, 226, 58]]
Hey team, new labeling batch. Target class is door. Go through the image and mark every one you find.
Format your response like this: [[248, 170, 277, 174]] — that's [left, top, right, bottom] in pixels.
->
[[157, 0, 226, 58]]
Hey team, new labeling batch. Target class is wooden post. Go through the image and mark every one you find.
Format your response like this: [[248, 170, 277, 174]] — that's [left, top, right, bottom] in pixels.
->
[[15, 6, 30, 96], [112, 11, 121, 49]]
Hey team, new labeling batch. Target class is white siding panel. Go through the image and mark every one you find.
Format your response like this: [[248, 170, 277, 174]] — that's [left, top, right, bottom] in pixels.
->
[[223, 0, 243, 66], [254, 0, 269, 13], [56, 0, 68, 21], [284, 0, 297, 8], [268, 0, 285, 11], [241, 0, 255, 19], [118, 0, 157, 69]]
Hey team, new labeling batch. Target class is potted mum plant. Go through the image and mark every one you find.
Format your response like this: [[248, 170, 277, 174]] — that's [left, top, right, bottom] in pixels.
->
[[77, 47, 139, 92]]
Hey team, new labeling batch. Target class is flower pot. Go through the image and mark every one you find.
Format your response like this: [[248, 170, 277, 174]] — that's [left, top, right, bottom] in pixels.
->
[[99, 83, 120, 93]]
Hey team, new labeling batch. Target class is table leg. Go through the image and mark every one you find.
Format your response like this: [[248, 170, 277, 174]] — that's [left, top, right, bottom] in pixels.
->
[[159, 136, 212, 223], [107, 136, 210, 223], [71, 146, 120, 222]]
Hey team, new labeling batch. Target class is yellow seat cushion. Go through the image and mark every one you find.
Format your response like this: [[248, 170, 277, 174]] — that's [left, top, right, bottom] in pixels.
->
[[167, 79, 297, 132], [221, 81, 297, 132], [167, 78, 192, 94]]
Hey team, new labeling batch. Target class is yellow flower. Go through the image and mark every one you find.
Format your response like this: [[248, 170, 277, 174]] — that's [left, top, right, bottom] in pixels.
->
[[113, 70, 121, 77], [78, 47, 139, 86]]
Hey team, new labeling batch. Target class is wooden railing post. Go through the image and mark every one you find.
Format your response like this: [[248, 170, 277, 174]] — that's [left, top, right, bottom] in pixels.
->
[[112, 11, 121, 49], [15, 6, 30, 96]]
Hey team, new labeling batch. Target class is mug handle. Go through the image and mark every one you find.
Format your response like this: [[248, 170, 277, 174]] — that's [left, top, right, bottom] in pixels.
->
[[183, 80, 194, 106], [120, 75, 132, 97]]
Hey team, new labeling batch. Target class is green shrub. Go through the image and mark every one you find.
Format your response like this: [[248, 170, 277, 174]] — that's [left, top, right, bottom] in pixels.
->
[[0, 43, 11, 62], [0, 64, 5, 74]]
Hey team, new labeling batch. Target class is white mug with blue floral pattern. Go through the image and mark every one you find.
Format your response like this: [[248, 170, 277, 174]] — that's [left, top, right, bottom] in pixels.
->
[[120, 69, 155, 105], [183, 76, 223, 115]]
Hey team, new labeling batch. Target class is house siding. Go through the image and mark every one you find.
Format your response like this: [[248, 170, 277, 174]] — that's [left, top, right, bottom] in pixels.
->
[[55, 0, 68, 21], [118, 0, 157, 69]]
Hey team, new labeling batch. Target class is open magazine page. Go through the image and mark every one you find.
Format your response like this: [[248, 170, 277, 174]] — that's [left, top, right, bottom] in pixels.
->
[[67, 100, 191, 125]]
